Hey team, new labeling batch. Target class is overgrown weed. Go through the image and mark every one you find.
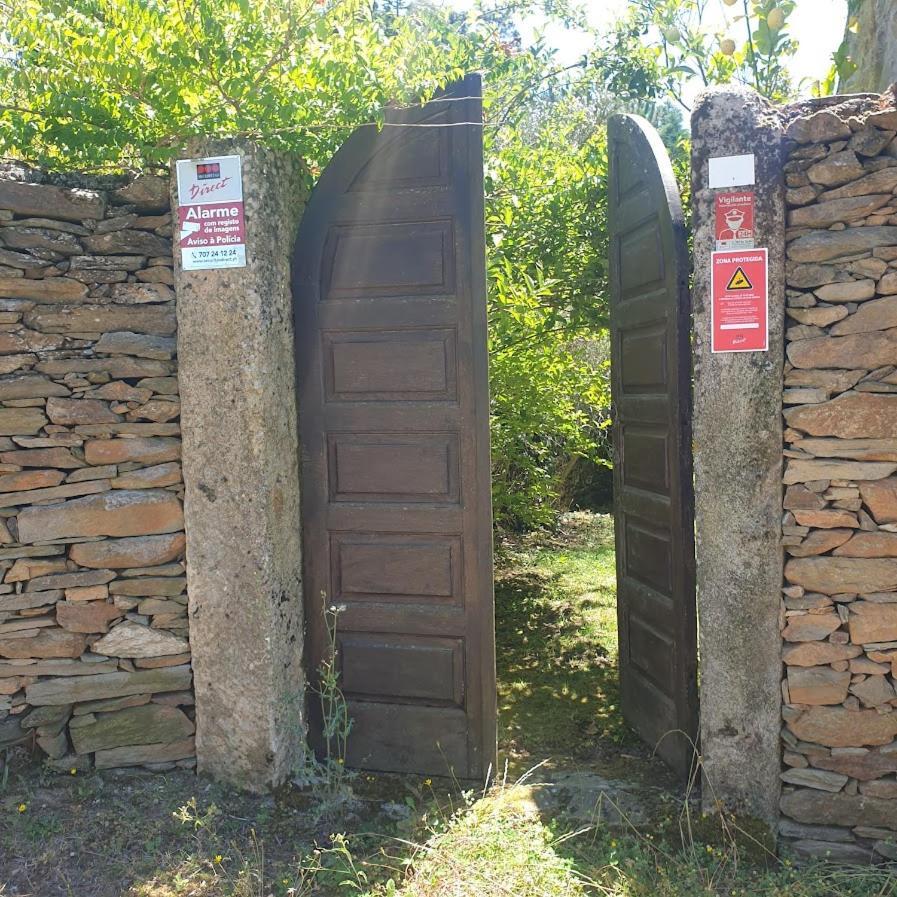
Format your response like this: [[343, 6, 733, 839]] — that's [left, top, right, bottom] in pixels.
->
[[291, 598, 357, 826]]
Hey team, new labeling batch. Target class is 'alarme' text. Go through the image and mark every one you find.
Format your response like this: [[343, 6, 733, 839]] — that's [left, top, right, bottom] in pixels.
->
[[184, 206, 240, 220]]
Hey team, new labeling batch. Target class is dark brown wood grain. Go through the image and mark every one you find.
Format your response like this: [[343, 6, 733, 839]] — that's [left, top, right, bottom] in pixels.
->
[[292, 74, 496, 780], [607, 114, 699, 781]]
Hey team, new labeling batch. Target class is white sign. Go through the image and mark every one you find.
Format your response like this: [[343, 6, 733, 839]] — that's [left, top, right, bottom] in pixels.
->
[[708, 154, 756, 189], [176, 155, 246, 270]]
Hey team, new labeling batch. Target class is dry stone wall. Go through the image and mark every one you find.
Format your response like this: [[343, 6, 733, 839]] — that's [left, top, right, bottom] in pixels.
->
[[780, 94, 897, 862], [0, 167, 194, 772]]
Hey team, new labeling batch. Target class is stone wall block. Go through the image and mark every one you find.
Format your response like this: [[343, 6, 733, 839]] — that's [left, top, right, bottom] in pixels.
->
[[778, 88, 897, 863]]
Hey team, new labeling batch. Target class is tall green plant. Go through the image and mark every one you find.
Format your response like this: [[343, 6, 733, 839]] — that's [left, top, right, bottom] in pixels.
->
[[484, 85, 613, 527]]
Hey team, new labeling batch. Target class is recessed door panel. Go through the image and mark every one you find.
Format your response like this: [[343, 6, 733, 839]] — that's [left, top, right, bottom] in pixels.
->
[[328, 434, 460, 503], [331, 533, 461, 604], [322, 220, 455, 300], [339, 634, 464, 705], [324, 329, 457, 402]]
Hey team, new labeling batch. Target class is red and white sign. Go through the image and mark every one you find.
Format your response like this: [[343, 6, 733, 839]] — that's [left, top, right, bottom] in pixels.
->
[[176, 155, 246, 270], [715, 191, 755, 250], [711, 249, 768, 353]]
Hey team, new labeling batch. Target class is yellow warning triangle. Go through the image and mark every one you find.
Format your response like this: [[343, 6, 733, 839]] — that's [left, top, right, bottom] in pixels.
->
[[726, 266, 753, 290]]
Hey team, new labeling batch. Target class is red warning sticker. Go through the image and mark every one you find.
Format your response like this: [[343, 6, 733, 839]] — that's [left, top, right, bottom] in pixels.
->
[[711, 249, 768, 353], [715, 191, 755, 250]]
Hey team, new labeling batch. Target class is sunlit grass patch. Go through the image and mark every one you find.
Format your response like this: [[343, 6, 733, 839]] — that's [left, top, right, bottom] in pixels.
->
[[385, 779, 897, 897], [494, 512, 633, 760], [393, 786, 589, 897]]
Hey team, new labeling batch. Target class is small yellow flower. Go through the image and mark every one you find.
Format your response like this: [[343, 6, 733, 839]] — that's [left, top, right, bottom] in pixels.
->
[[610, 839, 617, 848], [337, 758, 344, 765], [213, 854, 223, 864], [423, 778, 432, 786], [70, 768, 77, 776], [17, 803, 26, 813]]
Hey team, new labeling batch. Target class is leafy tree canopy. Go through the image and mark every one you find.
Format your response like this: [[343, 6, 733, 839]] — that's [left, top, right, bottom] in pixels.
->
[[0, 0, 503, 171]]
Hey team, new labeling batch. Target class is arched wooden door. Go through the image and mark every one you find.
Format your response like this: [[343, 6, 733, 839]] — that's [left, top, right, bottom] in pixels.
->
[[607, 114, 698, 780], [292, 75, 496, 780]]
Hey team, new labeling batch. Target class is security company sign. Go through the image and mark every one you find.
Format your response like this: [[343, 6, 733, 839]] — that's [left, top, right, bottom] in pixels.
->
[[176, 155, 246, 270], [715, 191, 755, 250], [711, 249, 768, 353]]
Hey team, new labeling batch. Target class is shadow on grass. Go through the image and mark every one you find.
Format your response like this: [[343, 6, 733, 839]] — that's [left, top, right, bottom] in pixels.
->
[[2, 760, 440, 897], [495, 565, 635, 763]]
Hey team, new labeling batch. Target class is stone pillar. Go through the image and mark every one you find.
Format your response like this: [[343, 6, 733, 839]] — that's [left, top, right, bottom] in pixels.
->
[[691, 88, 785, 827], [173, 140, 308, 791]]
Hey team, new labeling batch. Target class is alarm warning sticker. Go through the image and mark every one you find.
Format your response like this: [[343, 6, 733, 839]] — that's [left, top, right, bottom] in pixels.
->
[[176, 154, 246, 271]]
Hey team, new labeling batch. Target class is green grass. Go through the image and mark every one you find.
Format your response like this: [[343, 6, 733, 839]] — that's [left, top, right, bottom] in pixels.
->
[[495, 512, 634, 762], [7, 767, 890, 897], [0, 763, 436, 896], [394, 787, 590, 897], [383, 778, 897, 897]]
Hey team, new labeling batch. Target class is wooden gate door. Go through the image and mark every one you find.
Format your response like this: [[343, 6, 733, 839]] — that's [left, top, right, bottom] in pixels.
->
[[607, 114, 698, 780], [292, 75, 496, 780]]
